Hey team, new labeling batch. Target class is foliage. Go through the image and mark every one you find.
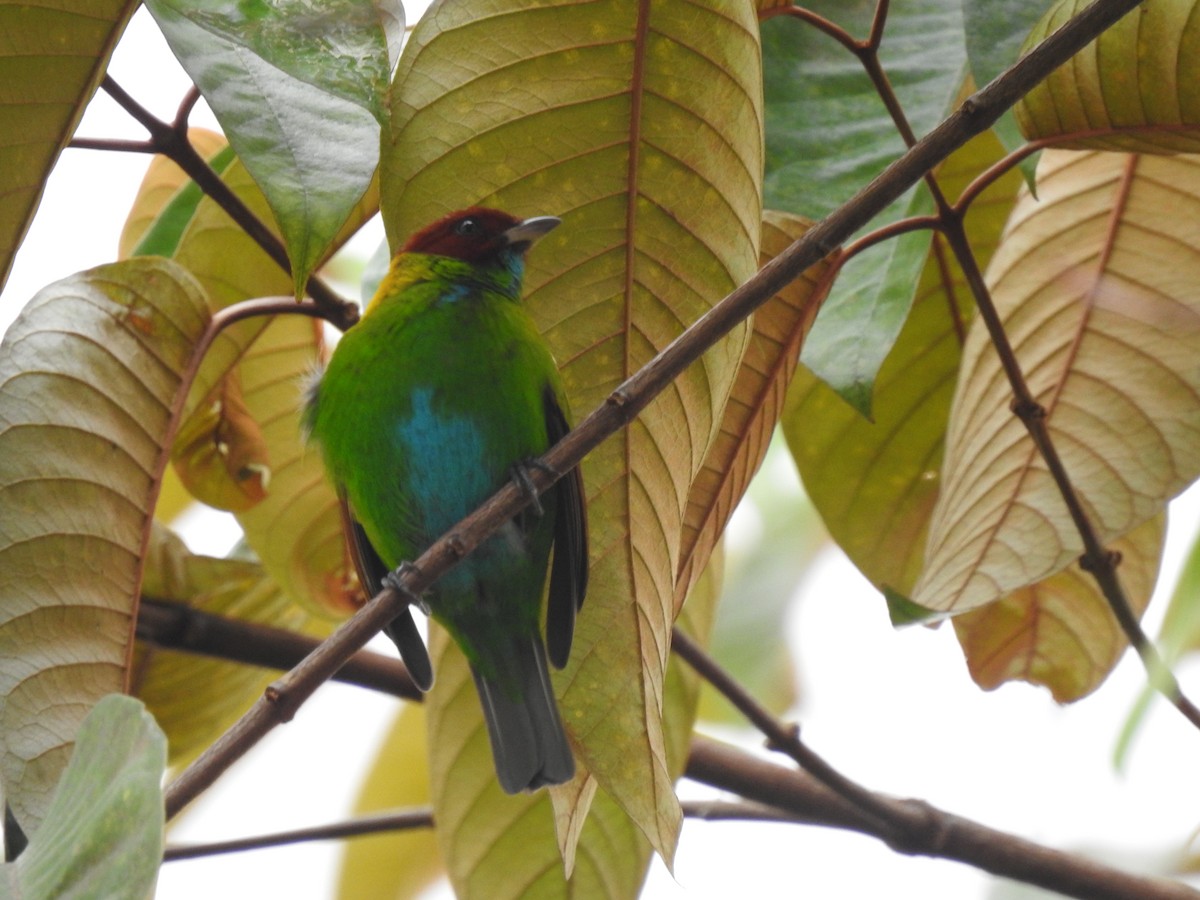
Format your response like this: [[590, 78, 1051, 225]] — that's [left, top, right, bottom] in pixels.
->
[[2, 0, 1200, 897]]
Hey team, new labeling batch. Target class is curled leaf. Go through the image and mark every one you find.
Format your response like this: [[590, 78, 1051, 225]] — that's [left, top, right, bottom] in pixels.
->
[[172, 370, 270, 512]]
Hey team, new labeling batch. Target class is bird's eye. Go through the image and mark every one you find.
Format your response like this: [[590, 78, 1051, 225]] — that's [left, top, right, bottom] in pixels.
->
[[454, 218, 481, 237]]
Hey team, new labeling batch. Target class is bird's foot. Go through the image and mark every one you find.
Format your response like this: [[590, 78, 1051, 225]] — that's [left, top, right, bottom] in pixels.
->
[[510, 458, 558, 517], [383, 561, 430, 616]]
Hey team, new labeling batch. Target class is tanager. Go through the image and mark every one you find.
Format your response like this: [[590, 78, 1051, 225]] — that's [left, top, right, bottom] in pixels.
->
[[304, 207, 588, 793]]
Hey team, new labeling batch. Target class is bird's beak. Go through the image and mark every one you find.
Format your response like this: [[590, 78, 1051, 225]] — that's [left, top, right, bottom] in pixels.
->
[[502, 216, 561, 252]]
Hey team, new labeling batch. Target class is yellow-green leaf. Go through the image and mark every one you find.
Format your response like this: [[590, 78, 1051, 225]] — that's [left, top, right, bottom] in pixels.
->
[[675, 211, 828, 615], [0, 257, 210, 833], [384, 0, 762, 865], [915, 150, 1200, 615], [119, 129, 231, 260], [784, 125, 1021, 597], [1015, 0, 1200, 154], [336, 703, 441, 900], [953, 514, 1164, 701], [424, 555, 720, 898], [0, 0, 138, 292]]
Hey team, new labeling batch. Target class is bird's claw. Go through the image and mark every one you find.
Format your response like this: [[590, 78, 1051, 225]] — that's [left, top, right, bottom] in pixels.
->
[[510, 458, 555, 517], [383, 562, 430, 615]]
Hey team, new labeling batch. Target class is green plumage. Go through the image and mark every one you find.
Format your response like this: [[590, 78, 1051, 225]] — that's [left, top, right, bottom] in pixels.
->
[[304, 208, 587, 793]]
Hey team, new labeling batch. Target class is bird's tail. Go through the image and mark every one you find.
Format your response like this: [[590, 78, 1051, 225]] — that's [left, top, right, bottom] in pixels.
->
[[471, 636, 574, 794]]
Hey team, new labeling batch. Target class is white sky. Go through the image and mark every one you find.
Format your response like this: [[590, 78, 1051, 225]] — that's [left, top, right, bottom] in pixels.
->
[[4, 5, 1200, 900]]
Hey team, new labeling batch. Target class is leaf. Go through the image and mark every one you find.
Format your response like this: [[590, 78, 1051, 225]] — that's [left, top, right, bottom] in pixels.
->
[[0, 0, 138, 293], [914, 150, 1200, 615], [761, 1, 968, 411], [961, 0, 1050, 163], [336, 703, 442, 900], [171, 368, 270, 512], [119, 130, 235, 260], [784, 125, 1022, 598], [4, 695, 164, 900], [144, 0, 383, 295], [179, 0, 403, 122], [674, 211, 829, 617], [238, 314, 366, 618], [1015, 0, 1200, 153], [383, 0, 763, 867], [423, 556, 721, 899], [953, 514, 1164, 702], [0, 258, 209, 832], [131, 524, 328, 767]]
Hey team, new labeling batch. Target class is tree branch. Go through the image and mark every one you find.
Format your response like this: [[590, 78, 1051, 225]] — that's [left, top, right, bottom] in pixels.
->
[[136, 598, 421, 700], [140, 602, 1196, 895], [685, 736, 1199, 900], [162, 807, 435, 861]]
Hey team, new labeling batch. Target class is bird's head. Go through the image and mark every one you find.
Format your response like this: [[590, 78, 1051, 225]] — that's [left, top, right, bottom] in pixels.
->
[[402, 207, 560, 266]]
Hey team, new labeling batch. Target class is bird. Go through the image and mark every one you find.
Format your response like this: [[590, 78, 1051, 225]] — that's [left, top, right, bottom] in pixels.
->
[[303, 206, 588, 793]]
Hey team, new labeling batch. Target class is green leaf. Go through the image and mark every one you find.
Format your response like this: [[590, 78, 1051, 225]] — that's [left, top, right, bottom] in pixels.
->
[[181, 0, 402, 122], [130, 144, 238, 259], [699, 442, 823, 724], [783, 125, 1021, 600], [0, 258, 210, 833], [962, 0, 1050, 162], [384, 0, 763, 868], [0, 0, 138, 293], [1015, 0, 1200, 153], [4, 695, 165, 900], [762, 1, 967, 412], [144, 0, 384, 295], [1117, 512, 1200, 765]]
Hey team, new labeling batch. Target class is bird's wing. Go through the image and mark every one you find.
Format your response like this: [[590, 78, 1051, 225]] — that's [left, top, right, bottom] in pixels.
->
[[339, 493, 434, 691], [542, 386, 588, 670]]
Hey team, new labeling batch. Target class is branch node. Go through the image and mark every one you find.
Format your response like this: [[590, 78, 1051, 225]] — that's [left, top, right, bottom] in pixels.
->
[[263, 681, 299, 723], [606, 387, 631, 412], [885, 799, 951, 856], [1009, 396, 1046, 421], [765, 722, 801, 753], [1079, 548, 1122, 574]]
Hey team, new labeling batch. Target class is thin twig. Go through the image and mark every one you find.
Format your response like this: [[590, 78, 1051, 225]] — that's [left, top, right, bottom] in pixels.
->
[[162, 808, 435, 861], [162, 0, 1152, 820], [671, 628, 908, 842], [96, 76, 358, 330]]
